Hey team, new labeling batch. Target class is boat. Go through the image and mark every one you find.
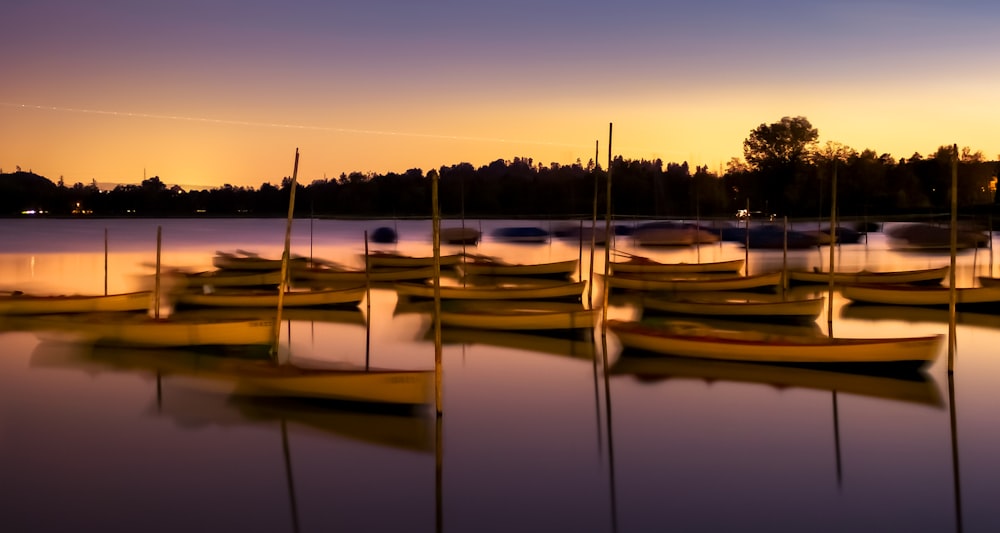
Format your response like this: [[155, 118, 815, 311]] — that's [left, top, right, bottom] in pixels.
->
[[440, 226, 481, 245], [786, 265, 949, 285], [212, 251, 312, 271], [16, 313, 275, 348], [718, 224, 821, 249], [170, 269, 284, 289], [607, 319, 943, 366], [171, 306, 367, 326], [551, 223, 618, 245], [491, 226, 550, 243], [365, 251, 464, 268], [456, 256, 578, 278], [886, 223, 989, 251], [610, 255, 745, 275], [155, 385, 435, 452], [799, 226, 863, 245], [174, 286, 367, 308], [37, 343, 434, 405], [640, 291, 824, 321], [29, 344, 437, 449], [393, 280, 585, 301], [0, 290, 153, 315], [294, 265, 436, 284], [435, 300, 598, 331], [840, 283, 1000, 308], [632, 222, 719, 246], [610, 354, 942, 407], [600, 271, 783, 292], [977, 276, 1000, 288]]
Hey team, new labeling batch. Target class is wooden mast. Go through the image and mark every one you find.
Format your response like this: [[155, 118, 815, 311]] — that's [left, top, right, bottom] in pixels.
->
[[273, 148, 300, 360]]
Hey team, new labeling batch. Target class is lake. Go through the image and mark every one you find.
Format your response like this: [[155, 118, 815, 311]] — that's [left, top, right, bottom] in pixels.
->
[[1, 217, 998, 532]]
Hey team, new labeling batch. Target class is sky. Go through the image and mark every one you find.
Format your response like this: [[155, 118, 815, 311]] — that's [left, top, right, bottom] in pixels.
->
[[2, 0, 1000, 189]]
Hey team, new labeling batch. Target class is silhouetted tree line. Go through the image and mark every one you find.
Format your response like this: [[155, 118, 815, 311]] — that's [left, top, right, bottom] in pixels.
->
[[3, 117, 998, 220]]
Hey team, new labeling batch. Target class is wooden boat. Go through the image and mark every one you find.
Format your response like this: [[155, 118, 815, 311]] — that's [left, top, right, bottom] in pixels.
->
[[841, 283, 1000, 308], [172, 269, 284, 288], [436, 301, 598, 330], [610, 355, 942, 407], [787, 266, 948, 285], [440, 226, 481, 245], [610, 256, 745, 275], [175, 286, 366, 308], [18, 313, 275, 347], [231, 366, 434, 405], [977, 276, 1000, 288], [38, 344, 433, 405], [601, 271, 783, 292], [607, 319, 943, 366], [294, 265, 436, 283], [365, 251, 464, 268], [212, 251, 312, 271], [28, 344, 437, 449], [171, 306, 367, 326], [0, 290, 152, 314], [394, 280, 585, 301], [640, 292, 824, 321], [457, 256, 578, 278]]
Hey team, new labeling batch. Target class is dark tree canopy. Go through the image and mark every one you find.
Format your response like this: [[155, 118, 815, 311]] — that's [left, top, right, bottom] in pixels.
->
[[743, 116, 819, 171]]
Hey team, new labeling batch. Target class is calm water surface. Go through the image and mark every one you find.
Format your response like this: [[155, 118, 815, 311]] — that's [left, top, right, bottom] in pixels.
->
[[2, 218, 999, 533]]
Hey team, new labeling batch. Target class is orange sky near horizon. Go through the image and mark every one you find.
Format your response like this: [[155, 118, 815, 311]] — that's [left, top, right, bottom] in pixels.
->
[[3, 1, 1000, 190]]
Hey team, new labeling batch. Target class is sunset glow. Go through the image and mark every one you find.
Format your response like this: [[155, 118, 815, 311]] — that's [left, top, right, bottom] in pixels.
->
[[3, 0, 1000, 189]]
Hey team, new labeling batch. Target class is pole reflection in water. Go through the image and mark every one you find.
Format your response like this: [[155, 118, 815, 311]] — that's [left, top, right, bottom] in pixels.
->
[[601, 324, 619, 533], [949, 373, 964, 533]]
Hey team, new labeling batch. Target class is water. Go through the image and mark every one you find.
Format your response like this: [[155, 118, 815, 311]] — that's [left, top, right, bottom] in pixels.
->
[[1, 218, 999, 532]]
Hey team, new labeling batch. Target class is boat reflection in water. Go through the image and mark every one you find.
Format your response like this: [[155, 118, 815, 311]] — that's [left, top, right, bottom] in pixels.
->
[[30, 340, 436, 450], [610, 351, 943, 408]]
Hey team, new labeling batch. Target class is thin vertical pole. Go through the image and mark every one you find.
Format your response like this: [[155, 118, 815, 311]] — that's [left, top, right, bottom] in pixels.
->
[[990, 214, 994, 277], [364, 230, 371, 317], [948, 144, 958, 374], [782, 216, 788, 296], [588, 140, 599, 306], [828, 161, 838, 327], [154, 225, 162, 319], [273, 148, 300, 360], [281, 420, 302, 533], [601, 124, 614, 332], [432, 171, 443, 416], [435, 413, 444, 533], [578, 219, 584, 281], [104, 228, 108, 296], [744, 198, 750, 276], [364, 230, 371, 371], [948, 373, 964, 532], [832, 392, 843, 488]]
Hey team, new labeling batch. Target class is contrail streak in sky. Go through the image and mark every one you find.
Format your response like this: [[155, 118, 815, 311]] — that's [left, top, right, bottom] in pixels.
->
[[2, 102, 583, 149]]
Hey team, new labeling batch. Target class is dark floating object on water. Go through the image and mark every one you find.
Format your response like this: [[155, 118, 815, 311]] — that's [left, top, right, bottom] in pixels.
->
[[491, 226, 549, 243], [371, 226, 398, 244]]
